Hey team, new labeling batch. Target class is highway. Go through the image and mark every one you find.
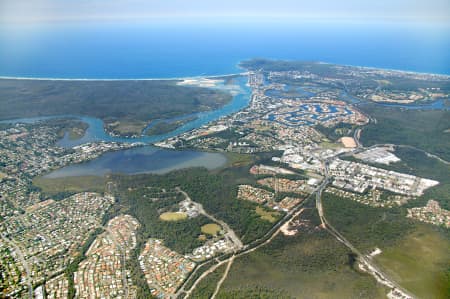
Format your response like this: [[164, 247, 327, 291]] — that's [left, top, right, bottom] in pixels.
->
[[178, 183, 322, 298], [315, 159, 415, 299], [178, 152, 416, 299]]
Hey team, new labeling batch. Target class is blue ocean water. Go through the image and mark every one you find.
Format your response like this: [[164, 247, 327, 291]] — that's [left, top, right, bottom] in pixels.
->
[[0, 21, 449, 78]]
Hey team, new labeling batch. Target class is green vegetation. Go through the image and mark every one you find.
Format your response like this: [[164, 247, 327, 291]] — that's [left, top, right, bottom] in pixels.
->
[[255, 206, 281, 223], [114, 184, 208, 254], [374, 224, 450, 299], [190, 264, 296, 299], [323, 194, 414, 252], [145, 117, 197, 136], [190, 264, 226, 299], [112, 167, 277, 245], [220, 208, 385, 298], [65, 227, 104, 299], [183, 260, 216, 292], [201, 223, 221, 236], [359, 105, 450, 161], [240, 59, 336, 75], [48, 119, 89, 140], [218, 287, 295, 299], [322, 194, 450, 298], [240, 59, 450, 93], [0, 79, 231, 136], [316, 123, 357, 142], [223, 152, 255, 168], [33, 176, 106, 199], [107, 120, 148, 136], [159, 212, 188, 221]]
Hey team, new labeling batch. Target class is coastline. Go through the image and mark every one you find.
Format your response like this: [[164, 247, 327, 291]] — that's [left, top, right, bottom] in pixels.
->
[[0, 72, 248, 82], [2, 59, 450, 81]]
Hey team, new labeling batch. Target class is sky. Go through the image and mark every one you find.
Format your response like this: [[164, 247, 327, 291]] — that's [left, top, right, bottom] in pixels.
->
[[1, 0, 450, 24]]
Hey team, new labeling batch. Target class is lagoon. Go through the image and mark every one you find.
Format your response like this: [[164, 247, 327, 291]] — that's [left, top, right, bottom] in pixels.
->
[[43, 147, 227, 178]]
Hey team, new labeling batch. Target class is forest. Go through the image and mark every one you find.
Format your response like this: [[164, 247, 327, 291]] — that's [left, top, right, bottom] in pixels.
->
[[0, 79, 231, 136]]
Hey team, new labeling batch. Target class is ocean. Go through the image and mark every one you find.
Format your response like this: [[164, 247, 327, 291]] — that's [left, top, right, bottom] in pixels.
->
[[1, 20, 449, 78]]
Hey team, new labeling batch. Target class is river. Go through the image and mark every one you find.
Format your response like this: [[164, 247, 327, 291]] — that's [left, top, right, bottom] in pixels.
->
[[1, 76, 250, 177]]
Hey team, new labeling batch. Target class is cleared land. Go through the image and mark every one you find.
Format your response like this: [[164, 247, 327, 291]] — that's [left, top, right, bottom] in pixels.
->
[[201, 223, 221, 236], [340, 136, 357, 148], [159, 212, 188, 221]]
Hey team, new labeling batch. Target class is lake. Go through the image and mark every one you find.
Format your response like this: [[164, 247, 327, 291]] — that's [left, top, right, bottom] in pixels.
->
[[43, 147, 227, 178]]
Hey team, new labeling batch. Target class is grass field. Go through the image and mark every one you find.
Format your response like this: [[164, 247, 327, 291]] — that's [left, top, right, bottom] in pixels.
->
[[33, 175, 106, 197], [159, 212, 188, 221], [201, 223, 221, 236], [374, 224, 450, 299], [255, 206, 280, 223], [319, 141, 342, 149], [0, 172, 7, 180]]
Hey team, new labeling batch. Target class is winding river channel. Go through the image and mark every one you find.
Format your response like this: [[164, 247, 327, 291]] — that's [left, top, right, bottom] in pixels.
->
[[2, 77, 251, 177], [2, 77, 448, 178]]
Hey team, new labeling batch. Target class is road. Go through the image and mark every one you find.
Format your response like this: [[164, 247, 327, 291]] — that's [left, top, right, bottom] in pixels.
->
[[1, 232, 33, 298], [178, 152, 416, 299], [176, 188, 243, 250], [104, 228, 130, 299], [183, 258, 230, 298], [178, 186, 321, 298], [315, 160, 415, 299], [210, 255, 235, 299]]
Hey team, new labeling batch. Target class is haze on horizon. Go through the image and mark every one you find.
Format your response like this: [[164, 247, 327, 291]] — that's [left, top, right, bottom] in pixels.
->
[[1, 0, 450, 25]]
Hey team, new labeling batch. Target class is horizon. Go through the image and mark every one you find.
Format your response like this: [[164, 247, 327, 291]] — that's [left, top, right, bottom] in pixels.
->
[[1, 0, 450, 25]]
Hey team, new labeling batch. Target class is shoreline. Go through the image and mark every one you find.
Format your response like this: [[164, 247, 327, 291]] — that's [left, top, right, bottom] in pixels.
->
[[0, 72, 248, 82], [1, 58, 449, 80]]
